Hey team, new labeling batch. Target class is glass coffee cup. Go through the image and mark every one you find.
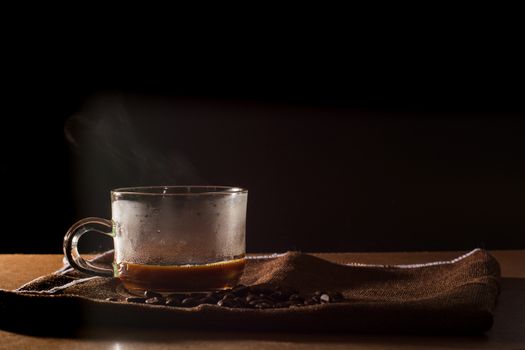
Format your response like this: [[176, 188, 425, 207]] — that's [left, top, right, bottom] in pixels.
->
[[63, 186, 247, 294]]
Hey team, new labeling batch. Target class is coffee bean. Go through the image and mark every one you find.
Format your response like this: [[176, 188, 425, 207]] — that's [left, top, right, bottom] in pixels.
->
[[254, 302, 272, 309], [237, 298, 251, 308], [105, 297, 118, 302], [127, 287, 345, 309], [144, 290, 162, 299], [202, 293, 220, 303], [275, 301, 293, 308], [277, 289, 294, 300], [181, 297, 200, 307], [222, 292, 236, 301], [166, 294, 184, 303], [199, 297, 217, 304], [320, 294, 330, 303], [165, 297, 181, 306], [289, 294, 303, 302], [269, 291, 287, 301], [258, 298, 273, 304], [245, 294, 259, 302], [126, 297, 146, 303], [215, 291, 229, 299], [232, 285, 250, 296], [304, 297, 318, 305], [227, 297, 243, 307], [249, 298, 273, 308], [217, 299, 237, 307], [145, 297, 163, 305]]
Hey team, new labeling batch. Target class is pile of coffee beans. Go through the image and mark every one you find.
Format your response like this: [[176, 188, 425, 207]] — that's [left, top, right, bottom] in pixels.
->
[[108, 285, 345, 309]]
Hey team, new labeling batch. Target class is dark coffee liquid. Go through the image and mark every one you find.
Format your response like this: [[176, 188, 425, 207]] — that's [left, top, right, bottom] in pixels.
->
[[117, 257, 246, 293]]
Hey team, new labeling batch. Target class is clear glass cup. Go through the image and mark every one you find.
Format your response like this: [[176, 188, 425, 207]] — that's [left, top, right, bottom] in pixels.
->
[[63, 186, 248, 293]]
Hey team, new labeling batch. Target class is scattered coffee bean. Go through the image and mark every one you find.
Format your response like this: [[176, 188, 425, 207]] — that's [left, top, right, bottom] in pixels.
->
[[257, 298, 273, 304], [165, 297, 181, 306], [237, 298, 250, 307], [124, 285, 347, 309], [222, 292, 236, 301], [126, 297, 146, 303], [199, 297, 217, 304], [289, 293, 300, 300], [217, 299, 236, 307], [250, 286, 273, 295], [231, 300, 243, 308], [254, 302, 272, 309], [145, 297, 163, 305], [205, 291, 221, 300], [320, 294, 330, 303], [248, 300, 260, 306], [181, 297, 200, 307], [144, 290, 162, 299], [245, 294, 259, 302], [166, 294, 184, 303], [232, 284, 250, 296], [304, 297, 318, 305], [269, 291, 288, 301], [275, 301, 293, 308]]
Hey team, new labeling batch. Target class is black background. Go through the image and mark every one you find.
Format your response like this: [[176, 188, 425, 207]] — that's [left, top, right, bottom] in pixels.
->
[[4, 18, 524, 253]]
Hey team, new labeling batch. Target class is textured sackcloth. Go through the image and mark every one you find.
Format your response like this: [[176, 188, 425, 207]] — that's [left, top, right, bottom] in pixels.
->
[[0, 249, 500, 334]]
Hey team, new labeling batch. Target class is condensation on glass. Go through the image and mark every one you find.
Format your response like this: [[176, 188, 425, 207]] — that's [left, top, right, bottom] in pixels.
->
[[63, 186, 248, 293]]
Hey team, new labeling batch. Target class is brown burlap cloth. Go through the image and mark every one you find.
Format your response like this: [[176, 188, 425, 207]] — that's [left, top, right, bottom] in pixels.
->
[[0, 249, 500, 334]]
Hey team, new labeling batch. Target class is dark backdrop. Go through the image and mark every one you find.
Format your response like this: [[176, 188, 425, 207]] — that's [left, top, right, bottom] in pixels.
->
[[5, 24, 524, 253]]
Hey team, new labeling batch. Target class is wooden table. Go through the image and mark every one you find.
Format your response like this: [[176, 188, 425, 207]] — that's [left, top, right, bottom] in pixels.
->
[[1, 251, 524, 349]]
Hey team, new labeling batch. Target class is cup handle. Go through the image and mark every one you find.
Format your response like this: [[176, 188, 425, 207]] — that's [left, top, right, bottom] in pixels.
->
[[63, 217, 114, 277]]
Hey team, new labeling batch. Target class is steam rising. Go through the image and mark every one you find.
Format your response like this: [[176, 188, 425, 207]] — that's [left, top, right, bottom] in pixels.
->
[[64, 93, 203, 185], [64, 93, 205, 227]]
